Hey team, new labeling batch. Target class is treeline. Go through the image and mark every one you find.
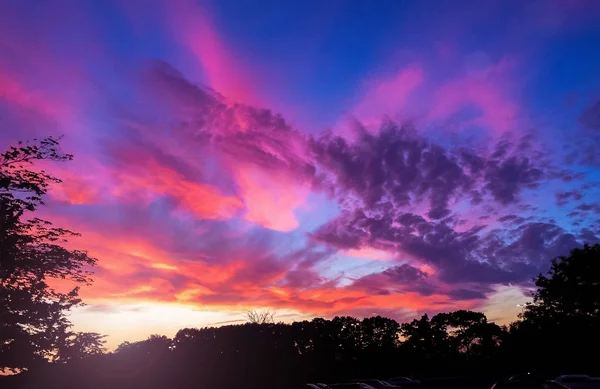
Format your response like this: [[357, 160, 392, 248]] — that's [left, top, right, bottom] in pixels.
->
[[15, 307, 600, 389], [23, 312, 502, 389], [13, 246, 600, 389]]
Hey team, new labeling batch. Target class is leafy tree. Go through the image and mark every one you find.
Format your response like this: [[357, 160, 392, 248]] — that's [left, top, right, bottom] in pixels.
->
[[438, 310, 488, 354], [360, 315, 400, 350], [524, 243, 600, 324], [115, 334, 173, 356], [331, 316, 362, 354], [401, 314, 449, 357], [56, 332, 107, 362], [0, 138, 98, 372], [468, 321, 504, 357], [515, 244, 600, 371]]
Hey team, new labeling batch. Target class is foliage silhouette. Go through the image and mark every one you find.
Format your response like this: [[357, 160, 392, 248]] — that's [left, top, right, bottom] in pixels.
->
[[56, 332, 107, 362], [0, 138, 99, 372], [508, 244, 600, 373]]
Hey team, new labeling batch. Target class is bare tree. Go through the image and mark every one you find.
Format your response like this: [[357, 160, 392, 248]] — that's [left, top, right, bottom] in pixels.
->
[[245, 309, 275, 324]]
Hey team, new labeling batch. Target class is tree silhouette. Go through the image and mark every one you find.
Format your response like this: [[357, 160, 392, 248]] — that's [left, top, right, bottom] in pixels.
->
[[514, 243, 600, 372], [438, 310, 488, 355], [245, 309, 276, 324], [57, 332, 107, 362], [8, 296, 599, 389], [401, 314, 450, 357], [524, 243, 600, 323], [360, 316, 400, 350], [0, 138, 97, 372]]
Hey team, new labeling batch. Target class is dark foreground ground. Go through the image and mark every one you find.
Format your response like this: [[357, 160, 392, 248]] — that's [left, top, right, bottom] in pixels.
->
[[421, 376, 600, 389], [0, 375, 531, 389], [422, 376, 497, 389], [3, 373, 600, 389], [0, 376, 494, 389]]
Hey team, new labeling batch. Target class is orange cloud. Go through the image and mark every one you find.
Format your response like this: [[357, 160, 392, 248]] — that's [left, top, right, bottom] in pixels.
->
[[151, 263, 179, 271], [113, 157, 244, 221], [44, 205, 480, 338], [49, 168, 103, 205]]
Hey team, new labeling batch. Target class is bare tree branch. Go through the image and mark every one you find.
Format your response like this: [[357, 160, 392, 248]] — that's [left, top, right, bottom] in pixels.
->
[[244, 309, 275, 324]]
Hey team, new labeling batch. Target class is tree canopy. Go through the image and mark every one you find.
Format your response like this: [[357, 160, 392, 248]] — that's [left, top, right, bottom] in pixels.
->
[[0, 138, 100, 372], [525, 243, 600, 323], [509, 244, 600, 372]]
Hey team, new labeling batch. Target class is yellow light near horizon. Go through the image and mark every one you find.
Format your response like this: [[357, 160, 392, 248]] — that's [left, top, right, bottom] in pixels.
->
[[480, 285, 530, 325], [151, 263, 179, 271], [108, 285, 154, 298], [69, 302, 310, 350], [175, 286, 214, 301], [69, 302, 241, 349], [269, 287, 289, 297]]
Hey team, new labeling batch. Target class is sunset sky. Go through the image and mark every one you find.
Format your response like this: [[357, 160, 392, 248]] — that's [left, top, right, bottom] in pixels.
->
[[2, 0, 600, 348]]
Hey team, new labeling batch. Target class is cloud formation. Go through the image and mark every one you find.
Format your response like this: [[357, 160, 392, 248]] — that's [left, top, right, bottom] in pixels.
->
[[1, 0, 600, 346]]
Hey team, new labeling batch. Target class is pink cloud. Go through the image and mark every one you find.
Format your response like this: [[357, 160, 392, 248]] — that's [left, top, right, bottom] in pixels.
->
[[335, 53, 521, 139], [49, 169, 103, 205], [0, 4, 96, 137], [0, 67, 74, 129], [164, 0, 259, 105], [233, 165, 309, 232], [139, 61, 317, 231], [43, 140, 244, 222], [429, 57, 519, 134], [344, 247, 394, 261], [336, 65, 424, 138], [353, 65, 424, 124]]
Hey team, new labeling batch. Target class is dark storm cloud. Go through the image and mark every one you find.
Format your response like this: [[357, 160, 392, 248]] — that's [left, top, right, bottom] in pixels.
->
[[351, 264, 431, 296], [555, 190, 583, 206], [576, 203, 600, 213], [310, 124, 473, 218], [311, 122, 598, 292], [320, 210, 588, 292], [382, 264, 428, 282], [447, 288, 489, 301], [483, 156, 544, 204], [497, 215, 526, 225], [351, 261, 498, 302], [310, 124, 549, 219]]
